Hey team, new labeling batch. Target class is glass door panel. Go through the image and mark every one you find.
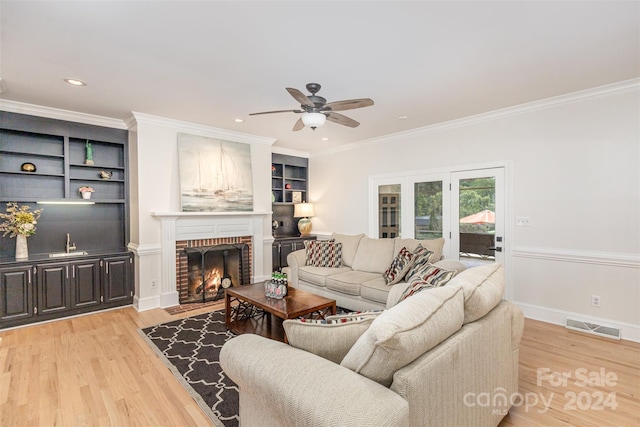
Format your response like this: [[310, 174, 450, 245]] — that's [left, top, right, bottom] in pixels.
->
[[414, 181, 443, 240], [378, 184, 401, 238], [451, 168, 504, 266]]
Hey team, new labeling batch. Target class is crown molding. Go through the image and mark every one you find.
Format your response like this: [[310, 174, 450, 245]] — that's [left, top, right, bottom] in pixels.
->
[[313, 78, 640, 158], [128, 111, 276, 146], [0, 99, 128, 129]]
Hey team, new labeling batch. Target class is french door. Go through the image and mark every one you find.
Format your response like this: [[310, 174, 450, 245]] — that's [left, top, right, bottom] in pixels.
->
[[371, 166, 505, 266]]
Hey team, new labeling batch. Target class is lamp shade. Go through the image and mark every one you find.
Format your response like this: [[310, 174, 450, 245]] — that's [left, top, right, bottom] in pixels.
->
[[301, 112, 326, 129], [294, 203, 315, 218]]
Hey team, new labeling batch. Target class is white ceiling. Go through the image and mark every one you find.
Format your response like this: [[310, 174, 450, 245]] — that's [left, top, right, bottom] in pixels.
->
[[1, 1, 638, 154]]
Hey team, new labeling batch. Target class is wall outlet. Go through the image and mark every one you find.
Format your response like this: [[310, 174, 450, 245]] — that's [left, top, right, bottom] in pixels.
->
[[591, 295, 601, 307], [151, 280, 157, 289], [515, 217, 531, 226]]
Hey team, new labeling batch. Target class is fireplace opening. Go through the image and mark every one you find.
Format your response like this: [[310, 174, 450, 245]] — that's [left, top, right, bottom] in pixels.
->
[[180, 243, 249, 304]]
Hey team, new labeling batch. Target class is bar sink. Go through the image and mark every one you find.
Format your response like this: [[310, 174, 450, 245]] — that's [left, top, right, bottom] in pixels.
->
[[49, 251, 89, 258]]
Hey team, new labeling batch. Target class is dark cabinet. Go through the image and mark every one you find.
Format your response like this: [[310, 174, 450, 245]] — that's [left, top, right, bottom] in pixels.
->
[[273, 236, 316, 270], [71, 259, 101, 309], [37, 259, 102, 314], [36, 262, 71, 315], [0, 266, 33, 322], [0, 252, 133, 328], [103, 255, 133, 304]]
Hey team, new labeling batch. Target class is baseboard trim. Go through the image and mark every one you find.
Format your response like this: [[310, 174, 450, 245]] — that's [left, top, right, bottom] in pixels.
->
[[516, 301, 640, 343], [134, 295, 161, 312]]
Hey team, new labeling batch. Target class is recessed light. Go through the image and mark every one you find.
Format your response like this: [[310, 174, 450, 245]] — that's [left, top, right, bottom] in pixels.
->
[[398, 115, 408, 120], [234, 118, 244, 123], [321, 137, 329, 141], [64, 78, 87, 86]]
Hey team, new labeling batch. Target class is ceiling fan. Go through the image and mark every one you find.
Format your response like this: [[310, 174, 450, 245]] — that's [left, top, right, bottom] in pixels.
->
[[249, 83, 374, 131]]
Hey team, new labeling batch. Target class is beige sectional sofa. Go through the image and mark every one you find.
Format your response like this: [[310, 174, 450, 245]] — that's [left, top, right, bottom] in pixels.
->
[[287, 232, 456, 311], [221, 262, 524, 427]]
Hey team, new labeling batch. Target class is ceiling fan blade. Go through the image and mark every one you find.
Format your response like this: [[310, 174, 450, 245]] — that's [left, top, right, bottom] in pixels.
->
[[286, 87, 315, 108], [324, 98, 374, 112], [292, 118, 305, 131], [249, 109, 302, 116], [326, 112, 360, 128]]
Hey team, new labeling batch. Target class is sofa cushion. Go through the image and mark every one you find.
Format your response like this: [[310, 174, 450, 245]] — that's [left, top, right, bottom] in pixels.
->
[[446, 262, 505, 324], [351, 237, 396, 274], [360, 276, 391, 304], [432, 259, 467, 274], [394, 237, 445, 263], [341, 285, 464, 387], [384, 246, 416, 285], [304, 240, 343, 268], [325, 270, 381, 296], [299, 265, 352, 288], [399, 265, 457, 301], [283, 316, 378, 364], [330, 233, 365, 267]]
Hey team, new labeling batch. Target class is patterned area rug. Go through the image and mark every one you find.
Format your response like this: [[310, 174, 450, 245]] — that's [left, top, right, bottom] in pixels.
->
[[139, 310, 239, 427]]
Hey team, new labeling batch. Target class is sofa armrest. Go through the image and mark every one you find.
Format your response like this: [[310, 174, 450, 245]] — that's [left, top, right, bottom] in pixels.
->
[[287, 249, 307, 287], [221, 334, 409, 427]]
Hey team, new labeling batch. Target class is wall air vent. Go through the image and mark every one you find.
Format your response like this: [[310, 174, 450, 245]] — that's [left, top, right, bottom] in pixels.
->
[[565, 318, 621, 340]]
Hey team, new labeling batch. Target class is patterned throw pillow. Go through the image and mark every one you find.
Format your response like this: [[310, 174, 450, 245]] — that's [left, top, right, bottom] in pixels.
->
[[399, 265, 457, 301], [383, 246, 416, 285], [304, 240, 343, 268], [404, 244, 435, 283]]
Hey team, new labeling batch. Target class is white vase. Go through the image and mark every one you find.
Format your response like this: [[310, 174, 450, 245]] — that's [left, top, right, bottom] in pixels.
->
[[82, 191, 92, 199], [15, 234, 28, 259]]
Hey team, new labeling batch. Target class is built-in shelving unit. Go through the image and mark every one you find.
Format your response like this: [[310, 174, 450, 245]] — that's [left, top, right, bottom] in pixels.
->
[[271, 153, 309, 204], [0, 111, 133, 328]]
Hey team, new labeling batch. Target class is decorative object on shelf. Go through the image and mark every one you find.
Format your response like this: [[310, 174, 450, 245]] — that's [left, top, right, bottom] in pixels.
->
[[292, 191, 302, 204], [99, 170, 113, 179], [271, 191, 276, 203], [85, 141, 94, 165], [272, 164, 276, 174], [294, 202, 315, 236], [285, 183, 291, 189], [20, 162, 36, 172], [0, 202, 43, 259], [79, 186, 94, 199]]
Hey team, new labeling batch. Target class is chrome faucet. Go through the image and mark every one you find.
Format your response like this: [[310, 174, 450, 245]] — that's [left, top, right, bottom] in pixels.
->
[[66, 233, 76, 253]]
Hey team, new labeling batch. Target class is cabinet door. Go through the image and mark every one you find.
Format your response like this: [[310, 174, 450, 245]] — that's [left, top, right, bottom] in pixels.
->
[[70, 259, 101, 308], [0, 266, 34, 322], [36, 263, 71, 315], [272, 243, 281, 271], [279, 242, 296, 269], [103, 255, 132, 304]]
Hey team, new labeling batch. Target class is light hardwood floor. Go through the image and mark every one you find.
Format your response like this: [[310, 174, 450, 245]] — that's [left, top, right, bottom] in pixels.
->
[[1, 305, 638, 427]]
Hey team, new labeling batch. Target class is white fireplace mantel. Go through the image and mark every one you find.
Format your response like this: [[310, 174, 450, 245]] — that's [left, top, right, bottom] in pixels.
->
[[151, 210, 271, 307]]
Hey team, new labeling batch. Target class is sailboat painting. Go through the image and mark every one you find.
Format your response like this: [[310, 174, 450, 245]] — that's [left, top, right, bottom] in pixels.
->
[[178, 133, 253, 212]]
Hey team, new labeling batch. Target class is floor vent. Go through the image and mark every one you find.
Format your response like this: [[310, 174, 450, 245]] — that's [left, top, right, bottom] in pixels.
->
[[565, 318, 621, 340]]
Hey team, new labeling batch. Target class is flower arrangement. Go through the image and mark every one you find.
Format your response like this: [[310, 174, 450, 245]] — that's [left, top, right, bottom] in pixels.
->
[[0, 202, 43, 237], [79, 186, 95, 193]]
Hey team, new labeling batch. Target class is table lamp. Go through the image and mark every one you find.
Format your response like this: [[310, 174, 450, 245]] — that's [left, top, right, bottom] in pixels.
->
[[294, 203, 315, 235]]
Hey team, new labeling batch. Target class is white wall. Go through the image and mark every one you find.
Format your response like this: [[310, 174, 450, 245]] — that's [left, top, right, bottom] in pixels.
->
[[127, 113, 275, 310], [309, 81, 640, 340]]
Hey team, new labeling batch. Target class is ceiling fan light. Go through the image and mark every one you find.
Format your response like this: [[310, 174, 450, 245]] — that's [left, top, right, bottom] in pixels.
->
[[301, 112, 326, 129]]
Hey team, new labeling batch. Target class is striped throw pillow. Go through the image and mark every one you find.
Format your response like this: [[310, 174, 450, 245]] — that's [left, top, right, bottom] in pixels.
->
[[400, 265, 457, 301]]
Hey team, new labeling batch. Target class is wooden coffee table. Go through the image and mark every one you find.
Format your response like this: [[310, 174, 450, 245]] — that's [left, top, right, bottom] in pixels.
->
[[225, 283, 336, 342]]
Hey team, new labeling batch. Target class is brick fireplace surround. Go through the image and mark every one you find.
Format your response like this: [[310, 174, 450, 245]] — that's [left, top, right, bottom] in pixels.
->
[[151, 211, 270, 308], [176, 236, 252, 303]]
